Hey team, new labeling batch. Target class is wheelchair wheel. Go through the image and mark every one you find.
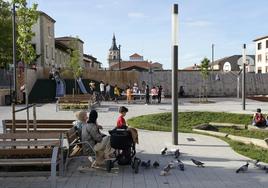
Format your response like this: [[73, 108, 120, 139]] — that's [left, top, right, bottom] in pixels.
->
[[106, 160, 112, 173], [133, 158, 140, 174]]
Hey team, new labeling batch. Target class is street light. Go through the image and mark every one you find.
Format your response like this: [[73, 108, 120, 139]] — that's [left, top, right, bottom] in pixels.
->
[[12, 2, 17, 103], [172, 4, 179, 145], [242, 44, 246, 110]]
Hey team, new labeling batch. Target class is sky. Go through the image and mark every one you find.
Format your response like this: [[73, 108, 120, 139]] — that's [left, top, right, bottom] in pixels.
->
[[26, 0, 268, 69]]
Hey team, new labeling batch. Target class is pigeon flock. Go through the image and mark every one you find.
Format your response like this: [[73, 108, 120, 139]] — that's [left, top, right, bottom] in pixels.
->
[[140, 147, 267, 176]]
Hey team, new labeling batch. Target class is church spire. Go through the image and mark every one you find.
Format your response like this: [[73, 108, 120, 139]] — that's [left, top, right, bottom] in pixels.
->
[[110, 33, 119, 51]]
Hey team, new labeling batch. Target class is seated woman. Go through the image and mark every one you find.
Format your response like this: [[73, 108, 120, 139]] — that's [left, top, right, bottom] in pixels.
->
[[252, 108, 267, 127], [73, 111, 88, 139], [82, 110, 114, 166]]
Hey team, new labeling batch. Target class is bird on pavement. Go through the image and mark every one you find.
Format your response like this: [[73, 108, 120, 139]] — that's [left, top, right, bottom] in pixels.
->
[[160, 164, 172, 176], [174, 149, 180, 159], [177, 159, 185, 171], [161, 147, 168, 155], [254, 160, 267, 171], [236, 162, 249, 173], [191, 158, 205, 167], [141, 160, 151, 168], [153, 161, 160, 168]]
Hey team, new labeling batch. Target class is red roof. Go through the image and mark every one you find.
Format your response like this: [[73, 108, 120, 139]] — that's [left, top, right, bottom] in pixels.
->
[[110, 61, 162, 70], [129, 53, 142, 58]]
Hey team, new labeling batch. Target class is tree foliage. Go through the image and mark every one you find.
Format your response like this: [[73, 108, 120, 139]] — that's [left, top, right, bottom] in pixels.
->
[[0, 0, 12, 68], [67, 37, 83, 79], [200, 57, 210, 80], [13, 0, 38, 65]]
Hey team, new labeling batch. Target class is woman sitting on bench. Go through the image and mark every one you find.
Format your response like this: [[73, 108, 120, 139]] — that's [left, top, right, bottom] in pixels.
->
[[82, 110, 114, 167]]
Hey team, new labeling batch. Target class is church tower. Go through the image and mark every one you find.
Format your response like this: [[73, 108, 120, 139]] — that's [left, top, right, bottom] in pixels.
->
[[108, 34, 120, 68]]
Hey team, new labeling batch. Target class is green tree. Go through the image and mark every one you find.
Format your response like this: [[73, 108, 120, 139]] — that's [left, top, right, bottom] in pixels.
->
[[67, 37, 83, 94], [0, 0, 12, 68], [13, 0, 38, 127], [200, 57, 210, 102]]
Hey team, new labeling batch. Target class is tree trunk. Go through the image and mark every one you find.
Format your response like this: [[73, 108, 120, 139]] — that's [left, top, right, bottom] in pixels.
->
[[25, 63, 29, 132]]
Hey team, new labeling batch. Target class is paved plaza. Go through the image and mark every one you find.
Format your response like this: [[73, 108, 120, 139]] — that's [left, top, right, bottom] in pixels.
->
[[0, 98, 268, 188]]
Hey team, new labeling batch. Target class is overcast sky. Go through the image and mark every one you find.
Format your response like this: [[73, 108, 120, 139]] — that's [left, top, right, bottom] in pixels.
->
[[27, 0, 268, 69]]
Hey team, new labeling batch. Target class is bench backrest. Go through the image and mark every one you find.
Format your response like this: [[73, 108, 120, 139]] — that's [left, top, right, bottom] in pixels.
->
[[2, 120, 74, 133], [0, 132, 61, 158]]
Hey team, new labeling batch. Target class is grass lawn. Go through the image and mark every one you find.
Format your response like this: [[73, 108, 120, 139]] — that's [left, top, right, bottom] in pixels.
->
[[128, 112, 268, 163]]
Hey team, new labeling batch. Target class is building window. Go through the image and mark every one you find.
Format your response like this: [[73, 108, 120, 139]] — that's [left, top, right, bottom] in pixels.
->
[[258, 42, 262, 50], [48, 26, 51, 37], [51, 47, 54, 60], [266, 53, 268, 63], [258, 67, 262, 73], [266, 66, 268, 73], [266, 40, 268, 48], [257, 54, 262, 62], [45, 44, 48, 59]]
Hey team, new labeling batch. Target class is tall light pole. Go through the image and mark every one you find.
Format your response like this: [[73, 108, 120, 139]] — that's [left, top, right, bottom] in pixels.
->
[[12, 3, 17, 103], [242, 44, 246, 110], [211, 44, 214, 72], [172, 4, 179, 145]]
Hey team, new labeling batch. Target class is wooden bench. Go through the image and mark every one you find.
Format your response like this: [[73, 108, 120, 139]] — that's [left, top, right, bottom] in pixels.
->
[[2, 119, 74, 133], [0, 132, 64, 188], [56, 96, 92, 111]]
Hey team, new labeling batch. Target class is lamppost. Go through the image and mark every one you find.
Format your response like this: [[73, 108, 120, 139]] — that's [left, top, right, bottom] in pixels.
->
[[12, 2, 17, 103], [172, 4, 179, 145], [242, 44, 246, 110], [211, 44, 214, 72], [118, 44, 121, 70]]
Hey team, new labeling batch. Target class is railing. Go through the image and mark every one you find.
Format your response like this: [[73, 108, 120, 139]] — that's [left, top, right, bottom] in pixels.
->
[[11, 103, 36, 133]]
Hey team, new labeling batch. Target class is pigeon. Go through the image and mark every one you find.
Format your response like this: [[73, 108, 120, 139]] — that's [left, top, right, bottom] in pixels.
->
[[161, 147, 168, 155], [191, 158, 205, 167], [254, 160, 267, 171], [153, 161, 160, 168], [177, 159, 185, 171], [236, 162, 249, 173], [174, 149, 180, 158], [141, 160, 151, 168], [160, 164, 172, 176], [168, 161, 176, 169]]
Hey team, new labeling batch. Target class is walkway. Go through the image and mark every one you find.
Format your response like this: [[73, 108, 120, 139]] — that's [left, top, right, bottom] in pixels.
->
[[0, 98, 268, 187]]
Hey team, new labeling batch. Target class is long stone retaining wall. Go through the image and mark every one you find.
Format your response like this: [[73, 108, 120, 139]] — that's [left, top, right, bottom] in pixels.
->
[[3, 67, 268, 97]]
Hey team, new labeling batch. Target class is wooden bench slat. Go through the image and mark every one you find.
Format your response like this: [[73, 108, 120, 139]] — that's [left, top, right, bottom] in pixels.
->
[[4, 120, 74, 123], [0, 158, 52, 166], [0, 140, 60, 147], [0, 148, 52, 156], [0, 132, 61, 139], [5, 130, 68, 133], [5, 124, 73, 129]]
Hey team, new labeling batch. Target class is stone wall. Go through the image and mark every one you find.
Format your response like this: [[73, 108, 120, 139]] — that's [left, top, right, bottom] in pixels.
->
[[40, 68, 268, 97]]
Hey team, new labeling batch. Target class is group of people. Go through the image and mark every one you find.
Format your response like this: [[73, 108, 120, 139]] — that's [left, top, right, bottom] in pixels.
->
[[89, 81, 121, 103], [125, 83, 163, 104], [252, 108, 268, 127], [73, 106, 135, 167]]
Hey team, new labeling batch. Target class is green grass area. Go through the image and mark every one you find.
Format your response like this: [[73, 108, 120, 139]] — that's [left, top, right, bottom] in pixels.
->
[[218, 127, 268, 139], [128, 111, 252, 132], [128, 112, 268, 163], [222, 138, 268, 163]]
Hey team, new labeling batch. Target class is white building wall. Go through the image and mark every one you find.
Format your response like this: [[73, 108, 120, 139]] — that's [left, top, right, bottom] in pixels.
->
[[255, 37, 268, 73]]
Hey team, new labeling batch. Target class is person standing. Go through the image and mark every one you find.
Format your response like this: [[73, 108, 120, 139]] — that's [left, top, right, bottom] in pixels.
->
[[126, 86, 132, 104], [99, 81, 105, 100], [105, 83, 111, 101], [157, 85, 163, 103], [145, 85, 150, 104], [114, 84, 120, 103]]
